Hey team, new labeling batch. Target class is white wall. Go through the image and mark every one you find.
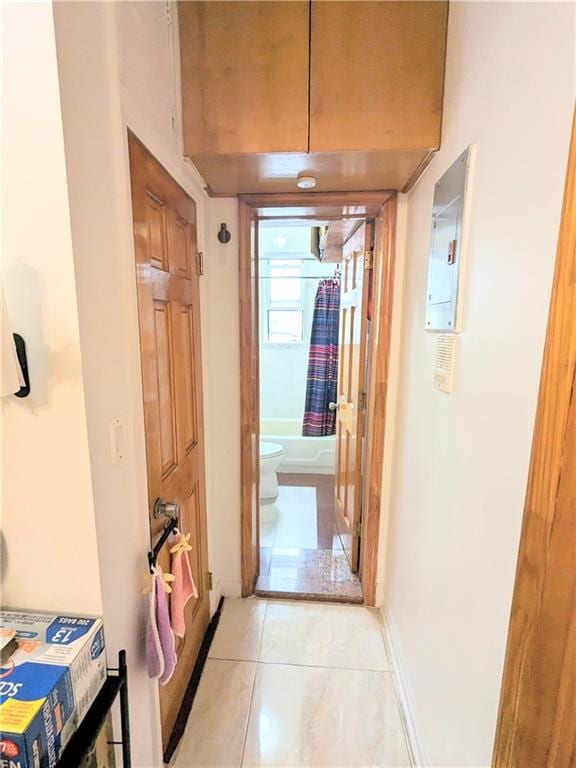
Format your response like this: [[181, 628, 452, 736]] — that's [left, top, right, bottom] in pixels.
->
[[260, 343, 309, 423], [383, 4, 575, 766], [202, 198, 242, 598], [1, 1, 102, 614], [52, 2, 237, 763]]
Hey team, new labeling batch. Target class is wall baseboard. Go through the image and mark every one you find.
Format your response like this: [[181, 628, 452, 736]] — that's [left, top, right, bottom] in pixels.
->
[[381, 604, 429, 767]]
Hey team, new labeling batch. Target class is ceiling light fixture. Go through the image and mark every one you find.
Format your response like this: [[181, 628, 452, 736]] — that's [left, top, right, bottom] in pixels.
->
[[296, 173, 317, 190]]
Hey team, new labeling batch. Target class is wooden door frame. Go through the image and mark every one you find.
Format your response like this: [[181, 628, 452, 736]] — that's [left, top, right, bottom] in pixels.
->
[[238, 191, 397, 605], [493, 110, 576, 766]]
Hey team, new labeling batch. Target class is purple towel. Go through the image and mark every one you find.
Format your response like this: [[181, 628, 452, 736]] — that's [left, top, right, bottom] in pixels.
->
[[146, 570, 177, 684], [146, 573, 163, 679]]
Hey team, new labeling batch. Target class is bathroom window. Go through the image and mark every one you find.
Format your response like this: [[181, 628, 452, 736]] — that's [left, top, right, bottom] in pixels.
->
[[265, 260, 304, 343]]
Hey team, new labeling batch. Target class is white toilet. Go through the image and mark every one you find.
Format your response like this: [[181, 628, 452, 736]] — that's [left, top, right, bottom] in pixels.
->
[[259, 441, 284, 500]]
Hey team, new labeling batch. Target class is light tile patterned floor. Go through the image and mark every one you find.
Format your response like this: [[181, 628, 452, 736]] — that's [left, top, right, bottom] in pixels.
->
[[174, 598, 412, 768]]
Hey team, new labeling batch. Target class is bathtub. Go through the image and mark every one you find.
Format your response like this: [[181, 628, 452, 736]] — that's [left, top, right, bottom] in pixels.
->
[[260, 417, 336, 475]]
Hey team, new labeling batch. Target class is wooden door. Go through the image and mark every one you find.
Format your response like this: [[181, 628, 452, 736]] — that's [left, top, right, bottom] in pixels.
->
[[309, 1, 448, 153], [179, 1, 309, 156], [128, 134, 210, 750], [493, 111, 576, 766], [335, 222, 372, 571]]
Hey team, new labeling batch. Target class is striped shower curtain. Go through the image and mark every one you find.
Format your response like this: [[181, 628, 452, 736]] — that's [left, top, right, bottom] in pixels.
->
[[302, 277, 341, 436]]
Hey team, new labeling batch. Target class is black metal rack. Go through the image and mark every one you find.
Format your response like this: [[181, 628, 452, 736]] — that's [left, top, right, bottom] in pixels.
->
[[56, 650, 131, 768]]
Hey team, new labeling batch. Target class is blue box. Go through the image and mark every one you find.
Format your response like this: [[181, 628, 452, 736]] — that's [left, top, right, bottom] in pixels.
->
[[0, 660, 75, 768]]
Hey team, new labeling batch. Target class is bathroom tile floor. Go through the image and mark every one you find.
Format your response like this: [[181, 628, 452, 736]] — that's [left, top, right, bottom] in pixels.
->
[[256, 474, 363, 602], [173, 598, 412, 768]]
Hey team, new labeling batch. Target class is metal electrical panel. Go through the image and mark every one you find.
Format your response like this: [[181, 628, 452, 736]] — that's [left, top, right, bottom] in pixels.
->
[[425, 147, 473, 332]]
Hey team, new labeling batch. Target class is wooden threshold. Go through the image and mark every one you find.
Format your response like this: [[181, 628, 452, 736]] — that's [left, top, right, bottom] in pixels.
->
[[254, 588, 364, 605]]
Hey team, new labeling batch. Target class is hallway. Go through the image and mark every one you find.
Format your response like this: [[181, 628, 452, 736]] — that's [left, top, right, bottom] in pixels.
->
[[174, 598, 411, 767]]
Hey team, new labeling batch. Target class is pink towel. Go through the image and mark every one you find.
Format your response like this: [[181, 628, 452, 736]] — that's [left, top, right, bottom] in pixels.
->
[[145, 567, 177, 685], [169, 532, 199, 639]]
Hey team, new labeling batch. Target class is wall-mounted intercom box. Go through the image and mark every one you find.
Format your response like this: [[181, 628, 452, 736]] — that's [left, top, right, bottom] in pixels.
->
[[425, 146, 474, 332]]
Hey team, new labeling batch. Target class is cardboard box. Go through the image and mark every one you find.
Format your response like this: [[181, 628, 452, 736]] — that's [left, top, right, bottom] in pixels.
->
[[0, 660, 75, 768], [0, 612, 106, 768], [0, 613, 106, 726]]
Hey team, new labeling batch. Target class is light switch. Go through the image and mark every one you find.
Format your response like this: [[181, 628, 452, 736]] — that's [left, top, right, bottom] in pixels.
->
[[108, 417, 125, 463]]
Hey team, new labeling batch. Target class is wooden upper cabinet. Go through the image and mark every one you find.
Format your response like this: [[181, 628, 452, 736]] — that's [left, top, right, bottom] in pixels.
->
[[178, 1, 309, 155], [178, 1, 449, 193], [309, 1, 448, 152]]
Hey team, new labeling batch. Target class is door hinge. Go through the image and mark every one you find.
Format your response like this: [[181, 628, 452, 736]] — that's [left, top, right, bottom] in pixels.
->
[[165, 1, 172, 25], [364, 250, 373, 270], [208, 571, 213, 590], [197, 250, 204, 276], [359, 391, 367, 411], [353, 521, 362, 538]]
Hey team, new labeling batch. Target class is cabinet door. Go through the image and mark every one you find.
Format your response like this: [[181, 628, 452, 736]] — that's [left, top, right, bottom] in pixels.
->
[[310, 1, 448, 153], [179, 1, 309, 155]]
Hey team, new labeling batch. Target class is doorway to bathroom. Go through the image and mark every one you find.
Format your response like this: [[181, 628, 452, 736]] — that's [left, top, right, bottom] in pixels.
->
[[239, 192, 396, 605], [257, 221, 364, 601]]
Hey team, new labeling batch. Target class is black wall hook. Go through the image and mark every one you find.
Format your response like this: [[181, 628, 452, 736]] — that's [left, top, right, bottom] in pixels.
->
[[13, 334, 30, 398], [217, 222, 231, 244]]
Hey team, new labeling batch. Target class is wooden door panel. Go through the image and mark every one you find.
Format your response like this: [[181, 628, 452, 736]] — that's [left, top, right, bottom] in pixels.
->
[[129, 133, 210, 751], [153, 300, 178, 480], [170, 214, 192, 280], [177, 485, 203, 615], [335, 223, 372, 571], [146, 191, 169, 271], [336, 428, 346, 512], [174, 303, 198, 455]]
